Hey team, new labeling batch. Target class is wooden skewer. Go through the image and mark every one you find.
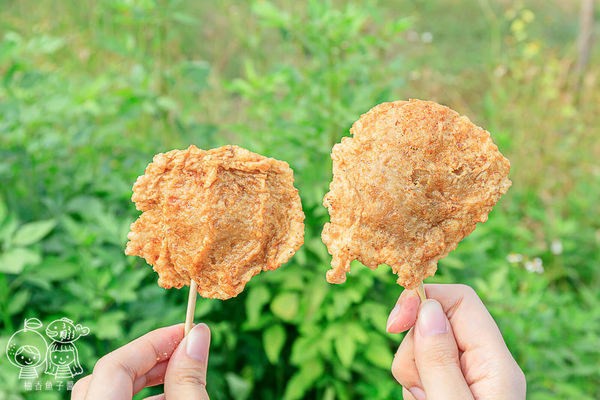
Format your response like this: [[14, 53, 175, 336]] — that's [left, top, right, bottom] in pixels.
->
[[416, 281, 427, 302], [184, 280, 198, 336]]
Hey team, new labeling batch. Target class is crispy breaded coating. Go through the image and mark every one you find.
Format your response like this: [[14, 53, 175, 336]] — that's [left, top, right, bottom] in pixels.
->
[[126, 145, 305, 299], [322, 99, 511, 288]]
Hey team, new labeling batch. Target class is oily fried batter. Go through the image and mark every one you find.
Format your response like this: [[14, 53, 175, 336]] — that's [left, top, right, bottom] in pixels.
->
[[125, 145, 305, 299], [322, 99, 511, 288]]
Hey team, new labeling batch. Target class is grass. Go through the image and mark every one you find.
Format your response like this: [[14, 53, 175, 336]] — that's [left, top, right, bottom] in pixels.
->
[[1, 0, 599, 399]]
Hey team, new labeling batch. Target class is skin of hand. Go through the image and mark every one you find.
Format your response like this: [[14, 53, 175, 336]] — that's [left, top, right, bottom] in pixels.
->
[[71, 323, 211, 400], [386, 284, 526, 400]]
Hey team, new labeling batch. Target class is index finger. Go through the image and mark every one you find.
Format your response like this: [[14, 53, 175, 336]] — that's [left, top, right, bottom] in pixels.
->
[[83, 324, 184, 400], [386, 288, 421, 333]]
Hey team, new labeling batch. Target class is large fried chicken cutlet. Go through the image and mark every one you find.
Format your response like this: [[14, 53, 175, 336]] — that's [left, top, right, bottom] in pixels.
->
[[322, 99, 511, 288], [126, 145, 305, 299]]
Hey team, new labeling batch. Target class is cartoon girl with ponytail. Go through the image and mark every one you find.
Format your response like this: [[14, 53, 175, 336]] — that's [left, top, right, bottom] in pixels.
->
[[44, 317, 89, 379]]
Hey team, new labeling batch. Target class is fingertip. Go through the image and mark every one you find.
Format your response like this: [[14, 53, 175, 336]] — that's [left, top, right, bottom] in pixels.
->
[[387, 289, 421, 333], [186, 323, 211, 362], [71, 375, 91, 400], [164, 322, 211, 399], [407, 387, 426, 400], [402, 387, 417, 400]]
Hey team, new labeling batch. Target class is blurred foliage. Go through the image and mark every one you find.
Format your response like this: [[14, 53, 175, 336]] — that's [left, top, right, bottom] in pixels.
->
[[1, 0, 599, 399]]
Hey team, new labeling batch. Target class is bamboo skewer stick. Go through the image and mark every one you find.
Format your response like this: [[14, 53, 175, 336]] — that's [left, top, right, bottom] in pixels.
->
[[416, 281, 427, 302], [184, 280, 198, 336]]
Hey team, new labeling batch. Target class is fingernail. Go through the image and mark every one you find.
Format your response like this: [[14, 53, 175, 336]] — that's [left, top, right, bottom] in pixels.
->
[[386, 303, 402, 332], [417, 300, 447, 336], [409, 387, 426, 400], [186, 323, 211, 361]]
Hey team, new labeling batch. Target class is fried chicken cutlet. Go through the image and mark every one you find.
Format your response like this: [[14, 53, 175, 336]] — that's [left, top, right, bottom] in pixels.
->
[[322, 99, 511, 288], [126, 145, 305, 299]]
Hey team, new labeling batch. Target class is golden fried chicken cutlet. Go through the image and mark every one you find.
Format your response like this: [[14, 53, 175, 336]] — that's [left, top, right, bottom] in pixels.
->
[[322, 99, 511, 289], [126, 145, 305, 299]]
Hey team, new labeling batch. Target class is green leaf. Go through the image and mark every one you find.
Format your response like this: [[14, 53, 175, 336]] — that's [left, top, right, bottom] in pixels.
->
[[0, 248, 41, 274], [364, 338, 394, 369], [7, 289, 30, 315], [94, 311, 126, 340], [305, 238, 328, 260], [263, 324, 286, 364], [346, 322, 368, 344], [283, 359, 323, 400], [251, 1, 290, 27], [290, 334, 320, 364], [195, 298, 217, 318], [359, 302, 388, 330], [271, 292, 299, 321], [66, 196, 104, 217], [0, 214, 18, 242], [156, 96, 178, 111], [171, 12, 200, 26], [439, 256, 465, 269], [225, 372, 252, 400], [245, 285, 271, 327], [12, 219, 56, 246], [36, 259, 80, 281], [0, 197, 6, 223], [179, 61, 210, 91], [23, 275, 52, 291], [391, 17, 412, 33], [334, 333, 356, 368], [304, 280, 328, 321]]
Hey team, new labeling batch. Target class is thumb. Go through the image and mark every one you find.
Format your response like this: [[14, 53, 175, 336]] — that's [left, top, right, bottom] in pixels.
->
[[413, 300, 473, 400], [164, 323, 211, 400]]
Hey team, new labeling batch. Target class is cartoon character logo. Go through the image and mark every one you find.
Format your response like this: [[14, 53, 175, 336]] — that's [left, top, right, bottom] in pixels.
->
[[44, 318, 89, 379], [5, 318, 48, 379]]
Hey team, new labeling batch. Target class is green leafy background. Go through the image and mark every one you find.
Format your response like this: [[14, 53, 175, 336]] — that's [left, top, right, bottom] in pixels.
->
[[1, 0, 599, 399]]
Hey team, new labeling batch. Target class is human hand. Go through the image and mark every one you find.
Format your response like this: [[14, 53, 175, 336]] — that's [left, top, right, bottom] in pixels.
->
[[386, 284, 526, 400], [72, 323, 211, 400]]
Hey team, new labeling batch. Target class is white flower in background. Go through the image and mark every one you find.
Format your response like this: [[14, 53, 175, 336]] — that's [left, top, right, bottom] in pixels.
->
[[506, 253, 523, 263], [493, 65, 507, 78], [525, 257, 544, 274], [550, 239, 563, 255], [78, 48, 91, 62], [421, 32, 433, 43], [409, 70, 421, 81]]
